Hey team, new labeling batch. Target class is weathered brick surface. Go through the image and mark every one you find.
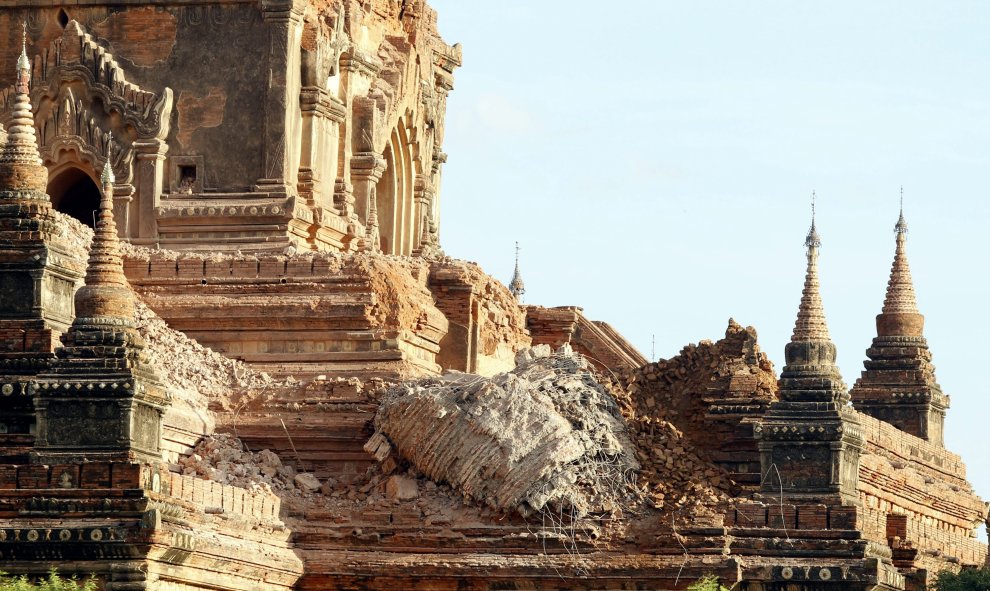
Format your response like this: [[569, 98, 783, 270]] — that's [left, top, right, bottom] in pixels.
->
[[90, 6, 178, 68]]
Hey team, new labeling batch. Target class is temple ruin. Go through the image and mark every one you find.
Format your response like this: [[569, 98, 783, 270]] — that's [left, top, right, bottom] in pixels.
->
[[0, 1, 985, 590]]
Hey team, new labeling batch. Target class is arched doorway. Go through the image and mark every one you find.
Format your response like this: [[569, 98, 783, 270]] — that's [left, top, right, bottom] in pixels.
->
[[47, 167, 101, 228], [374, 121, 417, 255]]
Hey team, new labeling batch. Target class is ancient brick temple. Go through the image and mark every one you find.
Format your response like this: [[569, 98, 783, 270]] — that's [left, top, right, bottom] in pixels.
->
[[0, 2, 986, 590]]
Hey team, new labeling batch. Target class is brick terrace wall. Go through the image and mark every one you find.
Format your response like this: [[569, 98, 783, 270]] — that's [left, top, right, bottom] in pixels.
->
[[856, 411, 986, 567], [166, 472, 281, 521]]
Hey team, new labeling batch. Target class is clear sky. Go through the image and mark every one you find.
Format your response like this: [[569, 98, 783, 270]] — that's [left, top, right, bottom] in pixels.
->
[[431, 1, 990, 526]]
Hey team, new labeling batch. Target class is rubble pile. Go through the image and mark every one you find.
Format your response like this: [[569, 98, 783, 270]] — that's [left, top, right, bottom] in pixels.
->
[[179, 433, 315, 494], [366, 344, 639, 518], [56, 210, 94, 251], [134, 300, 288, 412], [625, 415, 735, 510], [582, 321, 780, 512], [614, 319, 777, 458]]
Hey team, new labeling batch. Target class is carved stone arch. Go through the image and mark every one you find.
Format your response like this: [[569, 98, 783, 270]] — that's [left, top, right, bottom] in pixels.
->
[[0, 20, 173, 241], [36, 89, 134, 184]]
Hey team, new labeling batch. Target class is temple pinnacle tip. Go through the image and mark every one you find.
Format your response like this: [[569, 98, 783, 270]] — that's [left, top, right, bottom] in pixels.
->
[[792, 202, 830, 342], [509, 242, 525, 300], [895, 189, 908, 234], [882, 208, 919, 316], [101, 133, 115, 186], [16, 23, 29, 72]]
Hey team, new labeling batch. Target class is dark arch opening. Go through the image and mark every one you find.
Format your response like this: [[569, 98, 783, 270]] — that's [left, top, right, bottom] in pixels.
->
[[47, 168, 101, 228]]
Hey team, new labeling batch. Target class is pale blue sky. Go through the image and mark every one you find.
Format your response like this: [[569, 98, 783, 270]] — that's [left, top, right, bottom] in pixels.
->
[[431, 1, 990, 518]]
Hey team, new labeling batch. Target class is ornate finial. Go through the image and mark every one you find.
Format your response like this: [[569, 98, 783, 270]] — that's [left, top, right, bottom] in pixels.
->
[[895, 186, 908, 235], [0, 23, 42, 171], [805, 191, 821, 251], [101, 132, 115, 186], [509, 241, 526, 301], [882, 201, 920, 317], [16, 22, 29, 73], [792, 196, 830, 342]]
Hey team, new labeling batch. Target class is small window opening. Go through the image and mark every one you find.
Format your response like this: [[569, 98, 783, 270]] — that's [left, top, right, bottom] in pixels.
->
[[177, 165, 197, 195], [57, 9, 70, 28]]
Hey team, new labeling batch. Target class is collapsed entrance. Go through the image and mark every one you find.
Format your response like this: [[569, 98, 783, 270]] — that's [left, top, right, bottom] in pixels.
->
[[47, 167, 101, 229]]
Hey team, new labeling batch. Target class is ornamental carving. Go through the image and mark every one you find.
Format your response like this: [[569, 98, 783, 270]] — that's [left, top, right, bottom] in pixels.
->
[[0, 20, 172, 186]]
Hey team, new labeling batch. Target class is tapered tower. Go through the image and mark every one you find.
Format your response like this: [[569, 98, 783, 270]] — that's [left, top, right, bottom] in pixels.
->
[[0, 28, 86, 441], [850, 200, 948, 445], [32, 141, 171, 464], [757, 198, 863, 505]]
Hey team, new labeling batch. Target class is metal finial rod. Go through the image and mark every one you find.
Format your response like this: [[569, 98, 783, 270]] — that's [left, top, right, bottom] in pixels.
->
[[21, 22, 26, 52], [895, 186, 908, 235], [804, 191, 821, 250]]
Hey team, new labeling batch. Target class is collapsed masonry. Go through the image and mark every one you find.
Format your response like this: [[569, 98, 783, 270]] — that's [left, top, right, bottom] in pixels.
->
[[366, 344, 640, 519], [0, 1, 986, 590]]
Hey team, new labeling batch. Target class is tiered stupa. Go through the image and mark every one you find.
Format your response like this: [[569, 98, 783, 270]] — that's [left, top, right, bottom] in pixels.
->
[[850, 203, 949, 445], [31, 141, 171, 464], [757, 202, 863, 504], [0, 27, 86, 444]]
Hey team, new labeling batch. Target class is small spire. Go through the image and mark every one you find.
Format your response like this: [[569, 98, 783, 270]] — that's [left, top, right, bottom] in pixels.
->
[[101, 132, 115, 187], [805, 190, 821, 250], [74, 131, 132, 322], [16, 22, 29, 74], [509, 241, 525, 300], [895, 186, 908, 235], [792, 194, 830, 342], [882, 199, 920, 316], [1, 22, 41, 168]]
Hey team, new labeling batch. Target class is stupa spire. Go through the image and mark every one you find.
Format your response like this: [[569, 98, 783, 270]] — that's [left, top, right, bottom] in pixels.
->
[[791, 191, 830, 342], [74, 132, 133, 323], [32, 138, 170, 466], [882, 189, 919, 317], [1, 22, 41, 167], [509, 242, 525, 300], [757, 192, 861, 505], [850, 193, 947, 445], [101, 133, 116, 188]]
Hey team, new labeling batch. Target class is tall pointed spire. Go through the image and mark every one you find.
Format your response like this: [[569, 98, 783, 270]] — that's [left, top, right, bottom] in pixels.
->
[[509, 241, 525, 301], [1, 22, 41, 168], [851, 193, 947, 445], [880, 189, 920, 320], [791, 191, 830, 342], [0, 22, 47, 200], [74, 135, 131, 322], [757, 192, 862, 505], [101, 133, 116, 188], [32, 134, 170, 464]]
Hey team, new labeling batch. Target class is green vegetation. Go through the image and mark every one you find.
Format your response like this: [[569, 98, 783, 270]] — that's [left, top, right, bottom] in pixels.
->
[[688, 575, 730, 591], [0, 571, 97, 591], [933, 567, 990, 591]]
